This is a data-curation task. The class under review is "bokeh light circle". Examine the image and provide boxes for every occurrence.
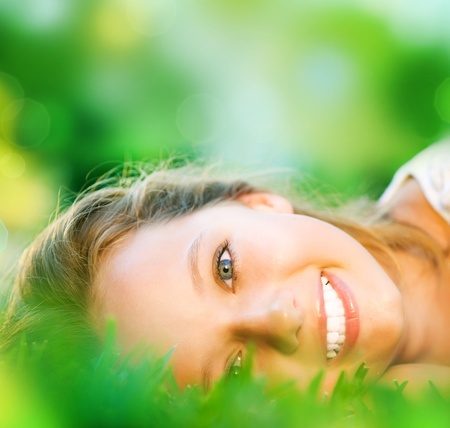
[0,220,8,253]
[0,153,26,179]
[0,73,24,106]
[1,98,51,148]
[435,77,450,123]
[176,94,226,143]
[126,0,177,37]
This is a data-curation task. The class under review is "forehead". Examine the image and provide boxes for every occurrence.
[97,206,205,320]
[100,201,239,281]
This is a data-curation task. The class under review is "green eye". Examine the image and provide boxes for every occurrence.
[214,242,236,292]
[218,252,233,280]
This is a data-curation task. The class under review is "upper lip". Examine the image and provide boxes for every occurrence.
[318,275,327,358]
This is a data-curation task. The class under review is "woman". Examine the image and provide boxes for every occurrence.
[9,140,450,396]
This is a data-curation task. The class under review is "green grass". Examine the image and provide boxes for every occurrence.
[1,319,450,428]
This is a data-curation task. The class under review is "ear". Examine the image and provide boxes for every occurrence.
[236,192,294,214]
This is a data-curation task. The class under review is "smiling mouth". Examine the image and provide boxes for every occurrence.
[321,276,346,360]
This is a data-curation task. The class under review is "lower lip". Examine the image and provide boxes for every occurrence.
[327,272,360,347]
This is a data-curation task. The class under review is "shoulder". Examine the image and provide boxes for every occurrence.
[379,140,450,224]
[378,140,450,252]
[380,364,450,398]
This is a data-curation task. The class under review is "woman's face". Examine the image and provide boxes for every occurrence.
[96,193,405,393]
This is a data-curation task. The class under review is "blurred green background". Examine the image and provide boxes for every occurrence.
[1,0,450,269]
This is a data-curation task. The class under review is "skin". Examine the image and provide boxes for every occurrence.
[95,187,450,395]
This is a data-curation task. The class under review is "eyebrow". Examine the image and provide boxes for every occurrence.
[188,232,205,295]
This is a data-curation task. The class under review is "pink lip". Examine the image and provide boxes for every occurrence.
[317,278,327,352]
[317,272,360,356]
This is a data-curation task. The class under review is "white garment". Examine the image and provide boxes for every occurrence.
[378,139,450,224]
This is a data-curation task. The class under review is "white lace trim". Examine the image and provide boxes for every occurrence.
[378,139,450,224]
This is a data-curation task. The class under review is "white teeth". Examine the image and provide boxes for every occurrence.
[322,275,346,361]
[327,350,337,359]
[323,290,336,301]
[327,331,339,344]
[327,317,341,331]
[325,304,344,317]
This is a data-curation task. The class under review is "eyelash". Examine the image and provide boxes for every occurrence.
[214,240,238,293]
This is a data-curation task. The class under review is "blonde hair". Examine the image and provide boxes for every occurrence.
[2,162,445,353]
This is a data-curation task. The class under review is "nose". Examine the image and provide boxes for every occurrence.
[232,289,302,354]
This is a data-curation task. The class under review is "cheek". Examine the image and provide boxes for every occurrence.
[100,278,180,355]
[253,353,315,389]
[266,216,371,270]
[361,301,404,362]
